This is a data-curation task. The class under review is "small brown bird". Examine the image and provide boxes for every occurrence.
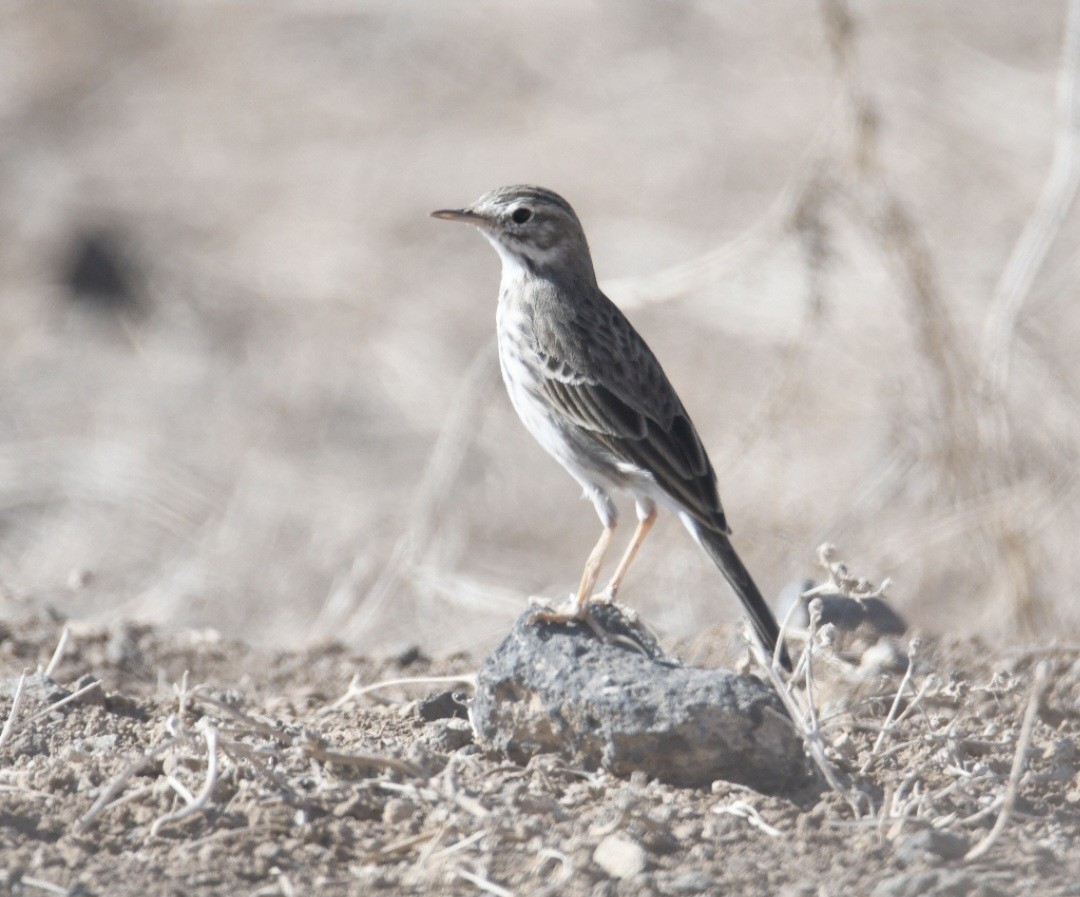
[433,186,791,669]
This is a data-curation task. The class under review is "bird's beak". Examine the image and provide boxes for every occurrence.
[430,207,487,225]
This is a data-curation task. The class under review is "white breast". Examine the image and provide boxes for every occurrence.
[496,300,597,490]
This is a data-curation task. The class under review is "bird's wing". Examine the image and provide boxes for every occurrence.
[529,294,730,533]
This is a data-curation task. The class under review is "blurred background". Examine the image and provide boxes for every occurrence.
[1,0,1077,655]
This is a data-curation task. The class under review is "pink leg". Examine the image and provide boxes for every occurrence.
[597,502,657,602]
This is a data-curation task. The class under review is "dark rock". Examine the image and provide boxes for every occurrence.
[672,870,717,894]
[872,872,941,897]
[71,674,107,708]
[871,870,1006,897]
[470,604,810,791]
[421,718,474,752]
[895,828,970,864]
[778,581,908,636]
[416,689,469,722]
[0,672,70,704]
[393,645,428,667]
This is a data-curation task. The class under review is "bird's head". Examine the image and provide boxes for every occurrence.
[432,185,595,283]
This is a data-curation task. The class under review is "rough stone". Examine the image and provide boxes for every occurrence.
[778,584,908,636]
[593,833,647,879]
[895,828,970,864]
[871,870,1006,897]
[416,689,469,722]
[421,717,474,752]
[470,604,810,791]
[0,673,70,704]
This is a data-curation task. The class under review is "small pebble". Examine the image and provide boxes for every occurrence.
[895,828,969,864]
[593,833,646,879]
[382,798,414,826]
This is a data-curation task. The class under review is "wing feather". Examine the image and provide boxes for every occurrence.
[530,320,729,534]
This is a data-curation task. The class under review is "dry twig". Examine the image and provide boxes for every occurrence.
[980,0,1080,395]
[963,662,1051,861]
[714,800,782,837]
[327,672,476,711]
[0,669,28,751]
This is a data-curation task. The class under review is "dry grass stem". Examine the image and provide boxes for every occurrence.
[606,120,837,309]
[453,866,515,897]
[863,644,917,771]
[18,876,74,897]
[0,669,28,751]
[751,641,853,804]
[532,849,574,892]
[43,626,70,679]
[22,678,103,728]
[76,737,181,831]
[714,800,782,837]
[980,0,1080,394]
[150,725,219,836]
[198,693,427,778]
[328,672,477,710]
[963,661,1051,861]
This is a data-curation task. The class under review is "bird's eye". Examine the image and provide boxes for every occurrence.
[511,207,533,224]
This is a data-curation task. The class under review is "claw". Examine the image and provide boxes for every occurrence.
[528,595,627,646]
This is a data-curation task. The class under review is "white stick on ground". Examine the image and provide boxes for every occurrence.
[75,737,181,831]
[150,726,219,836]
[43,626,70,679]
[0,669,28,751]
[328,673,477,710]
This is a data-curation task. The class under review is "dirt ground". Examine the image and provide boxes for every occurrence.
[1,612,1077,897]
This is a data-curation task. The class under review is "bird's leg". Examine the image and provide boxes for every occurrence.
[531,487,616,628]
[531,524,615,624]
[594,500,656,604]
[572,524,616,614]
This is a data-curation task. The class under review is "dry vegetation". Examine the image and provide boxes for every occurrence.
[2,0,1080,894]
[1,573,1078,896]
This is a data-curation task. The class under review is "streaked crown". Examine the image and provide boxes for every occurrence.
[432,185,595,282]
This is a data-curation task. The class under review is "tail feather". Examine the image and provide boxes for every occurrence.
[695,524,792,672]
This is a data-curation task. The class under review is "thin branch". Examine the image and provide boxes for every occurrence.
[75,737,181,831]
[980,0,1080,395]
[964,661,1050,861]
[454,867,515,897]
[604,120,837,310]
[43,626,70,679]
[22,679,103,728]
[150,726,219,836]
[714,800,782,837]
[0,669,28,751]
[328,673,477,710]
[751,643,852,802]
[863,648,916,771]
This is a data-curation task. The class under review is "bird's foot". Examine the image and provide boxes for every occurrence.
[528,593,644,652]
[528,593,614,642]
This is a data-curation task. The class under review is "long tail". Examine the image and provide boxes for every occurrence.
[694,523,792,671]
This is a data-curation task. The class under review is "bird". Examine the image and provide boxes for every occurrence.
[432,185,791,670]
